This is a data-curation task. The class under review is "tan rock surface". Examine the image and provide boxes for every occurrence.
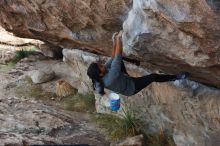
[0,0,132,54]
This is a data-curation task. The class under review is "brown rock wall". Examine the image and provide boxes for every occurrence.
[0,0,220,87]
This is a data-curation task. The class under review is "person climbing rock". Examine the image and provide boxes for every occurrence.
[87,31,189,96]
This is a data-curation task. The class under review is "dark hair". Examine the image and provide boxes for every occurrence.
[87,63,105,95]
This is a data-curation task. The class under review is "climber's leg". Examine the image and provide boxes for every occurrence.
[121,60,128,75]
[133,73,176,93]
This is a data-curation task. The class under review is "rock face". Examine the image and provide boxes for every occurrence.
[0,0,132,55]
[63,49,220,146]
[39,43,63,59]
[0,0,220,87]
[122,0,220,87]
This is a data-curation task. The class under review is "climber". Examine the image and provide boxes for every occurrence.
[87,31,189,96]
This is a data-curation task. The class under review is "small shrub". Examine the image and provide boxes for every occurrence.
[95,105,175,145]
[95,108,142,140]
[95,114,125,139]
[120,107,142,137]
[9,48,35,64]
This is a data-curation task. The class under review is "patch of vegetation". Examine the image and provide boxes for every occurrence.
[15,76,95,113]
[95,108,142,140]
[95,105,175,145]
[63,92,96,113]
[145,130,176,146]
[0,47,38,73]
[9,48,35,64]
[15,76,56,100]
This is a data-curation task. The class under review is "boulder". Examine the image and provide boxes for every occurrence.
[29,68,55,84]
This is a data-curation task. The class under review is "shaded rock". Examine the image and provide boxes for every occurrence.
[30,68,55,84]
[115,134,144,146]
[39,43,63,59]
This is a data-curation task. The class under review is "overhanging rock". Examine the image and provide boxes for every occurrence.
[0,0,220,87]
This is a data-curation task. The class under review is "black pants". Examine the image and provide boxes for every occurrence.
[121,60,128,75]
[133,74,176,94]
[121,61,176,94]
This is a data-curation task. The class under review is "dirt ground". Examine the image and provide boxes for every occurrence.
[0,51,111,146]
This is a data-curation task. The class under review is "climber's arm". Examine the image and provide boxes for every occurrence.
[111,32,118,58]
[105,31,122,68]
[111,40,116,58]
[105,58,113,68]
[115,31,123,56]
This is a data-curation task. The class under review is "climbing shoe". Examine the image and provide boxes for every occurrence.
[176,72,189,80]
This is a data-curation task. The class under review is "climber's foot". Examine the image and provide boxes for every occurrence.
[176,72,190,80]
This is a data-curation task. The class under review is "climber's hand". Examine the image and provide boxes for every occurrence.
[112,32,118,43]
[116,30,123,40]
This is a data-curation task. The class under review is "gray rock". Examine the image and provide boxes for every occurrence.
[39,43,63,59]
[94,93,112,114]
[30,68,55,84]
[115,134,144,146]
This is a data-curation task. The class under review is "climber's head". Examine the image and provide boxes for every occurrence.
[97,63,107,76]
[87,62,106,80]
[87,62,106,95]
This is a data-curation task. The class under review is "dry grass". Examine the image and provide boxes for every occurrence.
[63,92,95,113]
[95,105,175,145]
[144,129,176,146]
[15,76,56,100]
[95,108,142,140]
[15,76,96,113]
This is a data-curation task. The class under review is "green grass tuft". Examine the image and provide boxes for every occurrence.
[9,48,35,64]
[120,107,142,137]
[95,107,142,140]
